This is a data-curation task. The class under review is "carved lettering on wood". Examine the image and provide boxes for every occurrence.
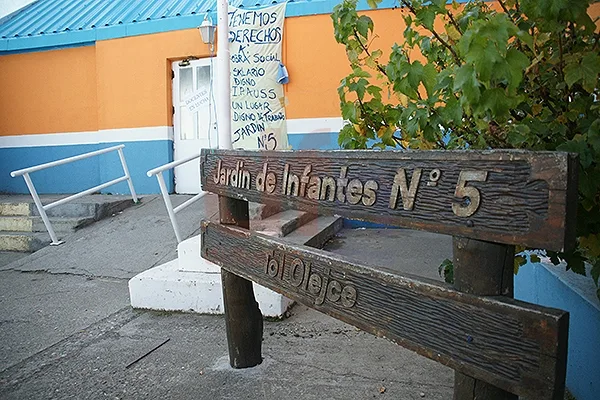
[201,149,578,251]
[264,251,357,308]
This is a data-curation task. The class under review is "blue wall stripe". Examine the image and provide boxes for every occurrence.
[0,140,173,195]
[288,132,340,150]
[0,132,333,195]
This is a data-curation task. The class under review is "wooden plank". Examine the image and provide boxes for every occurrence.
[452,238,519,400]
[200,149,578,252]
[201,221,569,399]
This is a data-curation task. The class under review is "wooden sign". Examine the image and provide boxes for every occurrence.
[201,221,568,399]
[200,149,577,252]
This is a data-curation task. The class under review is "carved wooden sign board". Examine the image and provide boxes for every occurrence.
[200,149,577,252]
[199,149,577,400]
[201,221,568,399]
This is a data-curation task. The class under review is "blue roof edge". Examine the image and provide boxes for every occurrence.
[0,0,464,55]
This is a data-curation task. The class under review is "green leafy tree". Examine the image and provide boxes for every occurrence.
[332,0,600,295]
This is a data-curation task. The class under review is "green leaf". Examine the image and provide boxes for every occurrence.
[516,29,534,50]
[366,85,383,100]
[347,48,359,63]
[422,63,438,97]
[565,251,586,275]
[505,49,529,89]
[481,88,512,119]
[366,0,380,9]
[440,95,462,125]
[454,64,480,103]
[514,255,527,274]
[415,6,436,30]
[341,101,358,122]
[355,78,368,100]
[438,259,454,284]
[580,52,600,92]
[352,68,371,78]
[557,135,593,169]
[356,15,373,39]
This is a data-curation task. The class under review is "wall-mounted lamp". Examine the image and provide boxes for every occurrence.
[199,16,216,45]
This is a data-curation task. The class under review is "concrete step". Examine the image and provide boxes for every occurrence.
[129,212,344,317]
[0,196,134,218]
[252,210,317,237]
[128,260,292,317]
[172,210,326,273]
[176,235,220,274]
[0,195,136,251]
[0,232,50,252]
[0,216,94,233]
[249,202,281,220]
[0,202,30,217]
[283,215,344,248]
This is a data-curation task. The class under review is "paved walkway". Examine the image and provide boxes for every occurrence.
[0,194,454,399]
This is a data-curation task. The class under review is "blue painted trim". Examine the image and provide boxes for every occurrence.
[0,40,94,55]
[0,0,471,54]
[343,219,399,229]
[288,132,340,150]
[0,140,173,195]
[2,29,96,52]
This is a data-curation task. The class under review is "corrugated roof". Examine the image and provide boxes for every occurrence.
[0,0,400,53]
[1,0,228,39]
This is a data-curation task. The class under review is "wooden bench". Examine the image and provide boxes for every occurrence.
[199,149,577,400]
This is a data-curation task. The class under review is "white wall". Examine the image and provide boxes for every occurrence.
[0,0,36,20]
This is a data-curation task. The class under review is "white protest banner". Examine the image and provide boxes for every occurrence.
[229,3,289,150]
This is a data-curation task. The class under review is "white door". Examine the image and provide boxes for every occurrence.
[172,58,218,194]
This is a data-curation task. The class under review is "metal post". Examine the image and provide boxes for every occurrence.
[117,147,138,203]
[156,172,182,243]
[217,0,232,150]
[22,173,63,245]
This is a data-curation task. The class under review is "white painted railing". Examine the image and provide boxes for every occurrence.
[10,144,138,245]
[147,153,205,243]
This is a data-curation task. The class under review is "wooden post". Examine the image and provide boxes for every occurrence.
[219,195,263,368]
[452,237,517,400]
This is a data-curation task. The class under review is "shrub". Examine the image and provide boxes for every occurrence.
[332,0,600,296]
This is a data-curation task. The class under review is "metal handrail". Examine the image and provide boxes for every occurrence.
[10,144,138,245]
[147,153,205,243]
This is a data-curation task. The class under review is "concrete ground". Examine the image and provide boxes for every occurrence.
[0,194,455,399]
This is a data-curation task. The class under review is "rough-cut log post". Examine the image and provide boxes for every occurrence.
[219,195,263,368]
[452,237,518,400]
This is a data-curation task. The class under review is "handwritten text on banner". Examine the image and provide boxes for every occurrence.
[228,3,289,150]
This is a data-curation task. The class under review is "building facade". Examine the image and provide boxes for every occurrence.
[1,0,400,194]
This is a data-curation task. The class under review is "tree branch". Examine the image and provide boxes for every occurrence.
[353,28,388,76]
[391,135,407,150]
[400,0,462,64]
[446,9,462,35]
[497,0,515,23]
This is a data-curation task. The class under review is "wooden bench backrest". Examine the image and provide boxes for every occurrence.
[200,148,578,400]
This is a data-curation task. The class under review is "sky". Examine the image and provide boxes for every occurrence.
[0,0,36,20]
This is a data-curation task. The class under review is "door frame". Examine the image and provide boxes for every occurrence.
[171,57,217,194]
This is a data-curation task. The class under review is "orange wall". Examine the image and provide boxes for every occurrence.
[284,8,408,119]
[96,28,211,130]
[2,4,599,136]
[0,46,98,136]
